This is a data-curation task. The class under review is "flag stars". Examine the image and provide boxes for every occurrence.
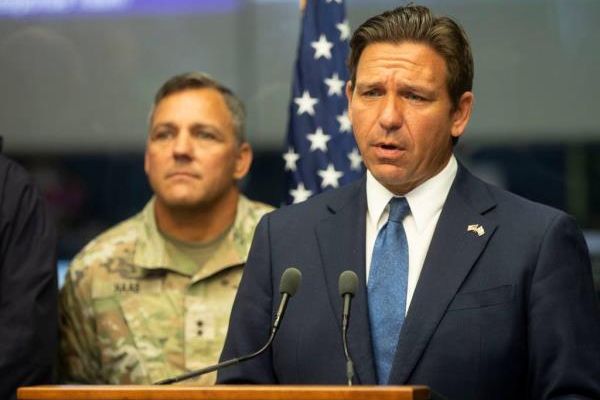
[337,110,352,132]
[307,127,331,152]
[311,34,334,60]
[324,73,345,96]
[294,90,319,116]
[336,19,350,41]
[290,183,313,204]
[348,148,363,171]
[318,163,344,189]
[283,147,300,171]
[286,0,357,204]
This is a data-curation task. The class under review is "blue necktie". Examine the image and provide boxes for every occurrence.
[368,197,410,384]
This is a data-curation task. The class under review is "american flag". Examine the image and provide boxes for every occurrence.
[283,0,363,205]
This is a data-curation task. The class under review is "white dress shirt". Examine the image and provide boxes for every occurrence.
[365,155,458,314]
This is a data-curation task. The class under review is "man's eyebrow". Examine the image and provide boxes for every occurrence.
[400,84,435,96]
[354,81,383,90]
[189,122,224,133]
[151,122,176,129]
[354,81,435,95]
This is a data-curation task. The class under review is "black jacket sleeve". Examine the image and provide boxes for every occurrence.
[0,155,58,400]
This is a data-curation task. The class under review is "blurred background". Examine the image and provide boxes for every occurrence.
[1,0,599,294]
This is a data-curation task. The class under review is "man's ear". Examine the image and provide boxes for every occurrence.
[233,142,253,180]
[144,146,150,175]
[345,81,354,122]
[450,91,474,140]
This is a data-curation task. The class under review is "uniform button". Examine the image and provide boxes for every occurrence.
[197,320,203,326]
[197,330,203,336]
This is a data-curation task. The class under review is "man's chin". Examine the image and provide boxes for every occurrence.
[371,170,417,195]
[371,167,408,185]
[154,186,236,213]
[158,195,207,211]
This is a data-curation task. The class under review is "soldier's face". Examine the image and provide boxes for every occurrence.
[145,88,251,211]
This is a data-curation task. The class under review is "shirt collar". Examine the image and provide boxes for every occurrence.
[366,155,458,232]
[134,196,251,276]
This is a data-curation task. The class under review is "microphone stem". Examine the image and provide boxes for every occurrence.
[342,324,354,386]
[272,293,290,331]
[341,295,355,386]
[155,268,301,386]
[155,322,277,385]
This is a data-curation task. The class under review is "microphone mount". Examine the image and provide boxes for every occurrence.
[155,267,302,385]
[338,270,358,386]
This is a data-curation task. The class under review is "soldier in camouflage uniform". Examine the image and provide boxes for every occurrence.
[59,72,274,384]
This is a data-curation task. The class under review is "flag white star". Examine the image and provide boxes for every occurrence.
[336,19,350,41]
[283,147,300,171]
[311,34,334,60]
[348,148,363,171]
[290,182,313,204]
[307,127,331,152]
[318,163,344,189]
[324,73,345,96]
[326,0,342,3]
[294,90,318,116]
[336,110,352,132]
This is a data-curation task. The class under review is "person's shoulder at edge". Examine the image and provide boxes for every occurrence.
[65,208,144,279]
[0,154,37,197]
[240,194,276,219]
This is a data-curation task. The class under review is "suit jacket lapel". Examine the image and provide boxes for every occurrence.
[315,178,377,384]
[389,165,498,384]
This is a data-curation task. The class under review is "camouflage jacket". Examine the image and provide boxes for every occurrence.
[59,195,273,385]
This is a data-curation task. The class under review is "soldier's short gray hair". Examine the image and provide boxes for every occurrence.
[149,72,246,143]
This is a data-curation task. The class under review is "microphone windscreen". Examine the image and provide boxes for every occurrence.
[338,270,358,297]
[279,267,302,296]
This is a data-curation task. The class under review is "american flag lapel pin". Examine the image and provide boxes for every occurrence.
[467,224,485,237]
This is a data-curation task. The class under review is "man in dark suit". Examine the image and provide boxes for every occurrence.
[218,5,600,399]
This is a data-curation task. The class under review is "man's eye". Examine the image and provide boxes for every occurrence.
[362,89,382,97]
[196,131,213,139]
[193,130,219,141]
[404,92,426,102]
[152,131,173,140]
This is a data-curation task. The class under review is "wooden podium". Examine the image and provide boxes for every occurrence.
[18,385,430,400]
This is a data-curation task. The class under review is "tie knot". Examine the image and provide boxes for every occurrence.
[388,197,410,223]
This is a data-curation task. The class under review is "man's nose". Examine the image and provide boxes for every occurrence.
[379,94,403,133]
[173,132,193,157]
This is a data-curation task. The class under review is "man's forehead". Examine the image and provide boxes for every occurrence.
[152,89,230,121]
[355,42,447,86]
[156,87,225,108]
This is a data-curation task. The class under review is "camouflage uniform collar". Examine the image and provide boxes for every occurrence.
[133,196,252,280]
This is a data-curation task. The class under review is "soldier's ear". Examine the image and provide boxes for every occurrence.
[144,147,151,176]
[234,142,252,180]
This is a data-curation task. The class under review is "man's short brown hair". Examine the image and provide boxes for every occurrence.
[149,72,246,143]
[348,5,473,110]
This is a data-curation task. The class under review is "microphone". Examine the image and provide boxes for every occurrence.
[338,270,358,386]
[155,267,302,385]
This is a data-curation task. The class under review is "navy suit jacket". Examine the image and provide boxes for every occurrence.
[218,164,600,399]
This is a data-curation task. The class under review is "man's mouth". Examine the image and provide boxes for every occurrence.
[372,142,406,159]
[166,171,200,179]
[379,143,400,150]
